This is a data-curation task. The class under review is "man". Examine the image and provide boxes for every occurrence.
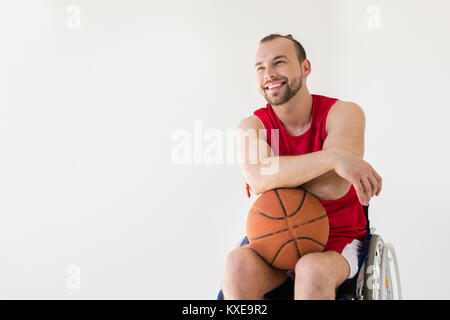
[222,34,382,300]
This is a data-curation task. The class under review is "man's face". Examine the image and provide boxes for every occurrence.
[254,38,303,106]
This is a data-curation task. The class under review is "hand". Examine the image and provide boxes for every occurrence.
[331,148,382,206]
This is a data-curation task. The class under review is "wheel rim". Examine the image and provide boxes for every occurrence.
[382,243,402,300]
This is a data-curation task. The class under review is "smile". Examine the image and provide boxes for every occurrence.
[265,81,286,92]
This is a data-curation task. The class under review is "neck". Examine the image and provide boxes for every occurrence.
[272,87,313,129]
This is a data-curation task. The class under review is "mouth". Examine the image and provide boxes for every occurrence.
[265,81,286,93]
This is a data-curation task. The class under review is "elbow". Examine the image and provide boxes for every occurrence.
[247,177,268,195]
[330,180,351,200]
[243,167,271,195]
[253,185,269,196]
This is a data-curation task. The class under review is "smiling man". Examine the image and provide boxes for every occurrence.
[222,34,383,300]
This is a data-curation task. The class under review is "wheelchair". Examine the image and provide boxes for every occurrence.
[217,205,402,300]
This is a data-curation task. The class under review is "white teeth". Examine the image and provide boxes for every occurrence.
[267,82,283,89]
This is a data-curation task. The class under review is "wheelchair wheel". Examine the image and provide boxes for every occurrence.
[363,234,384,300]
[363,234,402,300]
[380,243,402,300]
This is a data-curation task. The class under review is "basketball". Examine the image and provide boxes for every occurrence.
[246,188,329,270]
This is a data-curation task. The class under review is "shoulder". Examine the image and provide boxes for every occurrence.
[237,114,264,131]
[329,100,365,119]
[326,100,365,133]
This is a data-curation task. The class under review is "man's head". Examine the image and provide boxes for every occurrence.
[254,34,310,106]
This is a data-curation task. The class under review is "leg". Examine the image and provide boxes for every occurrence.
[294,251,350,300]
[222,245,288,300]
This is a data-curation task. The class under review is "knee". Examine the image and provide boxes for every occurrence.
[223,248,255,286]
[294,253,334,288]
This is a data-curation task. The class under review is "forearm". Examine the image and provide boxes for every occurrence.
[243,148,337,194]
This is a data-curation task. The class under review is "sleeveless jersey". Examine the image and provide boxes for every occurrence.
[253,94,368,248]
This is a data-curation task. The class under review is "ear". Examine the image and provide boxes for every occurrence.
[301,59,311,78]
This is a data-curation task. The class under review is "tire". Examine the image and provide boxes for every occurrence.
[363,234,384,300]
[381,243,402,300]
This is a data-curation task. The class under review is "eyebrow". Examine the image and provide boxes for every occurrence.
[254,55,289,67]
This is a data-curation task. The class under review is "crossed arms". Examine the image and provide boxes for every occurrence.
[237,101,382,206]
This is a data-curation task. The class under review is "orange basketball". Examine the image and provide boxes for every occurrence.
[246,188,329,270]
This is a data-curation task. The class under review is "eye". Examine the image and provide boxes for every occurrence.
[275,60,284,65]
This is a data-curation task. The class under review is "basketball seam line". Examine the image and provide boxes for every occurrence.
[289,190,307,217]
[248,214,328,241]
[250,190,307,220]
[269,237,327,267]
[274,189,302,260]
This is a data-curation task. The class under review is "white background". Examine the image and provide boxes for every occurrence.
[0,0,449,299]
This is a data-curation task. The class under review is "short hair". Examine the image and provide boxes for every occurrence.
[259,34,307,65]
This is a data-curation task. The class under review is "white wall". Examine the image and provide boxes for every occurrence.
[0,0,448,299]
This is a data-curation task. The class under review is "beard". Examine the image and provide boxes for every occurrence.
[263,74,302,106]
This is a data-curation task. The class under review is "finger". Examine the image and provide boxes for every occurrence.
[372,172,382,196]
[353,180,366,206]
[373,170,382,184]
[374,172,382,195]
[244,181,250,198]
[369,167,382,187]
[367,174,380,197]
[360,177,372,205]
[368,168,382,196]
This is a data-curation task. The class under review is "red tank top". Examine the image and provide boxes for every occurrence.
[253,94,367,242]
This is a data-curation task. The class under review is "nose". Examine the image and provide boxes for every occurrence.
[264,65,278,81]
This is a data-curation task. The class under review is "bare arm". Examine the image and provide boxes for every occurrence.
[301,101,365,200]
[237,116,337,195]
[237,101,382,205]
